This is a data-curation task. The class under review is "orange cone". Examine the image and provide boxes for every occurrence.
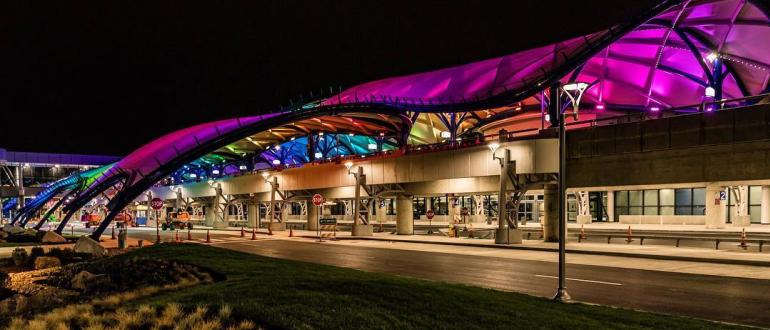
[740,228,748,250]
[206,229,211,243]
[626,225,633,244]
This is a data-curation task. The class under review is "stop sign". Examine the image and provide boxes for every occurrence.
[312,194,325,206]
[150,198,164,210]
[426,209,435,220]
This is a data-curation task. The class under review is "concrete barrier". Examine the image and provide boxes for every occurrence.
[620,215,705,225]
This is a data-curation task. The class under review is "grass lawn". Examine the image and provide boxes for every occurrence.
[122,243,743,329]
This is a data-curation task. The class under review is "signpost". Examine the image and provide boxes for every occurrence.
[150,197,163,243]
[312,194,327,241]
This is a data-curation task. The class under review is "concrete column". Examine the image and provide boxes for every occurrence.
[307,199,319,231]
[543,184,559,242]
[448,198,459,224]
[762,186,770,225]
[204,203,215,227]
[247,204,258,228]
[175,189,183,211]
[705,184,726,229]
[606,190,615,222]
[375,199,387,224]
[396,195,413,235]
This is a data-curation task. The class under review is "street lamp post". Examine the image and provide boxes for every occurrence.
[553,81,589,303]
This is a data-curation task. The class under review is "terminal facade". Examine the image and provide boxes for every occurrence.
[6,0,770,243]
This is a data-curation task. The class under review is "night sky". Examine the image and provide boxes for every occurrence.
[0,1,658,156]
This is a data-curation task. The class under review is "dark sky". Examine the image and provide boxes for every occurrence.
[0,0,658,156]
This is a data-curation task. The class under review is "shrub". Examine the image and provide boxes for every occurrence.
[11,248,27,266]
[27,246,45,267]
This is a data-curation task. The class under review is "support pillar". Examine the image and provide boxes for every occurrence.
[705,184,726,229]
[351,166,372,236]
[495,149,522,244]
[606,190,615,222]
[396,195,413,235]
[543,184,559,242]
[204,203,215,227]
[762,186,770,225]
[307,198,319,231]
[213,184,228,229]
[576,191,591,224]
[247,204,258,228]
[175,189,183,211]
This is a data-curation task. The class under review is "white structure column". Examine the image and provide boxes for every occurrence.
[762,186,770,225]
[396,195,413,235]
[543,184,559,242]
[606,190,615,222]
[247,203,258,228]
[731,186,750,227]
[705,184,726,229]
[576,191,591,224]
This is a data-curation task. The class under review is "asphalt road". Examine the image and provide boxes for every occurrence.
[101,228,770,327]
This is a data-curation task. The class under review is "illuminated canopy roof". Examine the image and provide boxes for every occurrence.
[60,0,770,239]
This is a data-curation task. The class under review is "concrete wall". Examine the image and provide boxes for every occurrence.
[567,104,770,188]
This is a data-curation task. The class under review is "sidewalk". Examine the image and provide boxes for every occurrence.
[285,229,770,268]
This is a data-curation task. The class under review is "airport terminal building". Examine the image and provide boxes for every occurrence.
[6,0,770,244]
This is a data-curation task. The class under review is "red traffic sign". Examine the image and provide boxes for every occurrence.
[312,194,325,206]
[426,209,435,220]
[150,198,164,210]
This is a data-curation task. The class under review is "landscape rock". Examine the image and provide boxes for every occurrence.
[40,231,67,243]
[0,231,8,239]
[73,236,107,257]
[33,256,61,270]
[5,225,25,235]
[70,271,109,293]
[23,228,38,236]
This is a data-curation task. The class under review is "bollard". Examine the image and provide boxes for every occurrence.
[626,226,633,244]
[138,240,144,248]
[71,225,74,237]
[268,226,273,236]
[206,229,211,243]
[240,226,245,238]
[251,227,256,240]
[175,230,180,242]
[739,228,748,250]
[579,225,586,243]
[111,226,116,240]
[539,223,544,240]
[289,228,294,237]
[187,227,192,241]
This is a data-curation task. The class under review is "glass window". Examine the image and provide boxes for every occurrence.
[629,191,643,207]
[692,188,706,206]
[750,186,762,205]
[659,189,675,206]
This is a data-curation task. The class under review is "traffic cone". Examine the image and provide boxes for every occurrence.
[111,226,116,240]
[206,229,211,243]
[251,227,256,240]
[187,227,192,241]
[579,225,586,243]
[240,226,245,238]
[626,225,633,244]
[740,228,748,250]
[175,230,179,242]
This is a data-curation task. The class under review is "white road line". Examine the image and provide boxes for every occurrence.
[534,274,623,286]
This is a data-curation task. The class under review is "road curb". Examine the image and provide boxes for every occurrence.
[335,236,770,268]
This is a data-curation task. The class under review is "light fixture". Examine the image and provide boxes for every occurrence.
[318,132,324,136]
[344,161,353,171]
[261,171,270,179]
[23,163,30,168]
[562,82,589,92]
[314,152,323,159]
[212,169,220,175]
[706,52,718,62]
[189,173,198,178]
[207,179,214,185]
[440,131,451,139]
[239,165,248,170]
[348,133,355,137]
[545,114,551,122]
[378,132,385,137]
[650,106,660,112]
[54,164,60,168]
[595,104,605,110]
[704,86,716,98]
[274,145,281,150]
[290,137,296,141]
[488,142,500,157]
[272,159,281,165]
[367,143,378,150]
